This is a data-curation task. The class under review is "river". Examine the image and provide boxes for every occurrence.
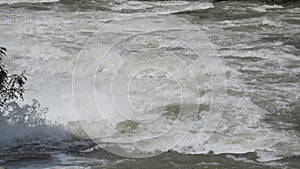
[0,0,299,168]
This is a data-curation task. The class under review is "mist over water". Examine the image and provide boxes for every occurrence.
[0,0,299,168]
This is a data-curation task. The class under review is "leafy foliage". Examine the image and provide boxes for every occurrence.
[0,48,51,127]
[0,47,27,110]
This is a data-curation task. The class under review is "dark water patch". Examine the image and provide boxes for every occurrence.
[282,18,300,25]
[264,101,300,133]
[255,33,300,50]
[224,25,263,33]
[245,72,300,84]
[0,0,110,12]
[76,150,291,169]
[0,1,60,11]
[224,55,265,62]
[115,120,139,134]
[2,153,58,169]
[59,0,110,12]
[175,2,266,22]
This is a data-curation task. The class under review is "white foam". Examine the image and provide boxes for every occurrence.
[110,1,214,14]
[250,4,283,12]
[0,119,71,149]
[153,2,214,14]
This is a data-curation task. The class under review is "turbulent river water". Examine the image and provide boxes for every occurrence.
[0,0,299,168]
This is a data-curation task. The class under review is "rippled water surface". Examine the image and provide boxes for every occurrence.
[0,0,299,168]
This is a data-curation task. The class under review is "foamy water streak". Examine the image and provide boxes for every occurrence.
[110,1,214,14]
